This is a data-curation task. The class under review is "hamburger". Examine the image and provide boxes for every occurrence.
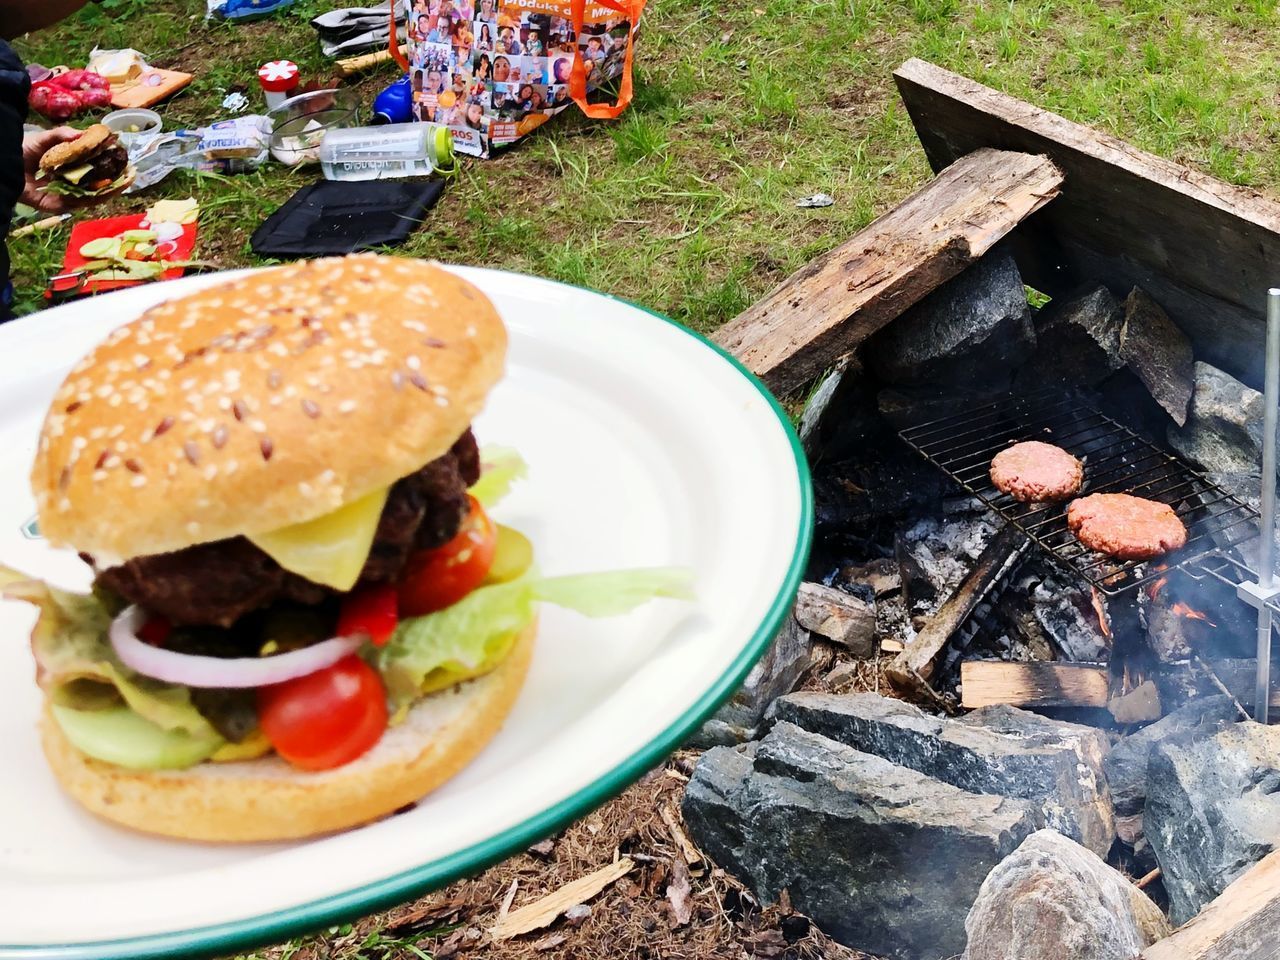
[5,254,690,842]
[36,123,135,198]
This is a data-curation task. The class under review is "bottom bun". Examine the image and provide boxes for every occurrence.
[40,619,536,842]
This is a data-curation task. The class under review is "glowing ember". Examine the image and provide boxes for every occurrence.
[1090,586,1113,639]
[1171,601,1216,627]
[1146,576,1169,600]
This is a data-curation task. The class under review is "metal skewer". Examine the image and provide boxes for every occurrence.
[1238,289,1280,723]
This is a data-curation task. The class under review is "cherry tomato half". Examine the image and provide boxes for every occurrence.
[398,495,497,617]
[138,616,172,647]
[257,656,388,771]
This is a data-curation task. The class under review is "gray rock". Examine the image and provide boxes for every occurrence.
[1146,719,1280,925]
[1120,288,1195,426]
[963,829,1171,960]
[683,721,1041,960]
[768,692,1115,856]
[868,253,1036,387]
[1013,284,1124,391]
[1169,362,1273,476]
[1103,695,1238,818]
[689,617,811,747]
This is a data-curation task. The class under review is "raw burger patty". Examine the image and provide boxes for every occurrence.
[990,441,1083,502]
[1067,493,1188,560]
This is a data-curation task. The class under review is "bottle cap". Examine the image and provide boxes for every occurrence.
[258,60,300,93]
[433,125,454,165]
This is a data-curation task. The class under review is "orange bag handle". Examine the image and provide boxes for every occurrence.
[569,0,644,119]
[391,3,411,71]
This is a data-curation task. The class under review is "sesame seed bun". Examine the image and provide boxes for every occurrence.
[31,255,507,566]
[39,618,534,842]
[37,124,117,175]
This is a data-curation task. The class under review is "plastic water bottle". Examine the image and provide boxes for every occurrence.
[319,123,454,181]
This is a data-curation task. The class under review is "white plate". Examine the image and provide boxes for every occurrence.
[0,266,810,959]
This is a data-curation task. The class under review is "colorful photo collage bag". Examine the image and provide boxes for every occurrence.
[395,0,644,158]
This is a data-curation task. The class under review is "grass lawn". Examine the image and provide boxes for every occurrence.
[13,0,1280,339]
[10,1,1280,957]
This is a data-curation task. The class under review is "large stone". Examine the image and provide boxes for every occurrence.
[1120,288,1195,426]
[867,253,1036,387]
[683,721,1041,960]
[963,829,1171,960]
[1146,719,1280,925]
[1013,284,1124,391]
[1103,695,1238,818]
[768,692,1115,855]
[1169,362,1273,476]
[690,617,812,747]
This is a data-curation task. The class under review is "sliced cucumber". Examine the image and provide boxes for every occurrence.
[51,704,224,770]
[486,524,533,584]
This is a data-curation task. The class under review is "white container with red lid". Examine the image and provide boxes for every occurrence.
[258,60,300,110]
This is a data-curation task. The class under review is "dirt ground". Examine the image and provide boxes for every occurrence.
[254,642,881,960]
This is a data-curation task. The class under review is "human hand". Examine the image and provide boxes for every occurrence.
[19,127,89,214]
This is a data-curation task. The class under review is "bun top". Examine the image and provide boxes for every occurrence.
[38,124,116,174]
[32,255,507,565]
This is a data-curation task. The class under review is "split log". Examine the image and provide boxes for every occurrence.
[890,524,1028,695]
[794,582,876,657]
[712,148,1062,395]
[1143,849,1280,960]
[960,661,1111,710]
[962,660,1280,712]
[894,57,1280,390]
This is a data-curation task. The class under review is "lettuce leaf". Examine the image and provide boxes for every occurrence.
[469,446,529,508]
[1,568,220,740]
[373,566,694,711]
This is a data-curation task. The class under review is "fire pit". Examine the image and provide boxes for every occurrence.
[688,58,1280,960]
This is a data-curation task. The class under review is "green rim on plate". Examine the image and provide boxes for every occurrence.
[0,273,813,960]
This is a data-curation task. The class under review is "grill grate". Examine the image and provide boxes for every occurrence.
[897,388,1260,595]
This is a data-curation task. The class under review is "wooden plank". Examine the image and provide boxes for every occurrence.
[1143,849,1280,960]
[891,524,1029,693]
[894,58,1280,389]
[960,661,1111,709]
[712,148,1062,395]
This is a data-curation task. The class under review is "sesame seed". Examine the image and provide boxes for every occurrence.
[186,521,201,535]
[124,458,142,474]
[65,401,82,413]
[391,371,405,391]
[153,416,175,438]
[301,399,321,418]
[202,464,218,481]
[406,355,421,370]
[259,437,274,461]
[435,395,449,406]
[212,425,229,449]
[409,372,430,392]
[424,337,447,348]
[183,441,200,465]
[268,370,282,390]
[248,418,266,433]
[232,400,248,421]
[131,475,147,488]
[337,400,356,414]
[58,467,72,491]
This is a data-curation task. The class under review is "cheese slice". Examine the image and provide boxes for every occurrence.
[248,487,390,591]
[61,163,95,185]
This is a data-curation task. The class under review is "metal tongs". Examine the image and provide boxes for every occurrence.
[1236,290,1280,723]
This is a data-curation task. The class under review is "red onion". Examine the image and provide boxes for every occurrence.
[109,605,363,688]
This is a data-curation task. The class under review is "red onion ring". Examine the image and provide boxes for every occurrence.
[110,605,364,688]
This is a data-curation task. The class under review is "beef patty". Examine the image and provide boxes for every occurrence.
[84,145,128,185]
[990,441,1083,502]
[1066,493,1187,560]
[91,429,481,627]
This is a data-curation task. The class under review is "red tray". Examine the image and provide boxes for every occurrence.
[50,213,198,297]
